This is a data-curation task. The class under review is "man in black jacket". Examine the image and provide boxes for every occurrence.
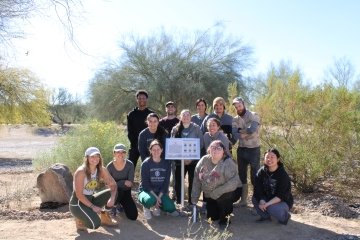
[127,90,154,169]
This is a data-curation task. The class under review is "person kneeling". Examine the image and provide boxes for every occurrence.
[69,147,118,231]
[191,140,241,229]
[252,148,293,225]
[138,140,179,220]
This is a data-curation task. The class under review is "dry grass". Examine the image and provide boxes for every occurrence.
[0,171,40,210]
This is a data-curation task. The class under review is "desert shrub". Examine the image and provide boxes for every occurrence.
[256,63,360,192]
[34,120,129,172]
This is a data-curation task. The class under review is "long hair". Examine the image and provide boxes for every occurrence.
[174,109,190,138]
[146,112,166,146]
[84,155,103,181]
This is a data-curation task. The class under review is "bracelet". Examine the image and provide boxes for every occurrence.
[89,204,94,208]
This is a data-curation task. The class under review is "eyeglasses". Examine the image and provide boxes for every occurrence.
[210,146,223,151]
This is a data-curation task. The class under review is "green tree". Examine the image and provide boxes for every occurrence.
[50,88,87,128]
[0,66,51,125]
[256,62,360,192]
[89,26,254,121]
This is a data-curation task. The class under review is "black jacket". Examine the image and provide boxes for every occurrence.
[127,107,153,146]
[254,162,294,208]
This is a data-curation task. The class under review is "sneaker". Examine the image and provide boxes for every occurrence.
[143,207,152,220]
[153,207,161,217]
[116,204,124,213]
[111,207,117,217]
[167,210,180,217]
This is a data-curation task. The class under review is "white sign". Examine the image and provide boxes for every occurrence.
[165,138,200,160]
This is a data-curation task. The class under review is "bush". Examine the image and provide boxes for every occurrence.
[256,64,360,192]
[34,120,129,172]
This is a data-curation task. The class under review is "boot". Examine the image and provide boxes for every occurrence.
[239,184,248,207]
[100,211,118,226]
[75,218,87,231]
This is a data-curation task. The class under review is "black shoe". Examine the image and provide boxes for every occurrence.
[255,217,271,223]
[218,220,230,230]
[278,213,291,225]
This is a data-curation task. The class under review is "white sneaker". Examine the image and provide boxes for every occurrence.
[143,207,152,220]
[167,210,179,217]
[153,207,161,217]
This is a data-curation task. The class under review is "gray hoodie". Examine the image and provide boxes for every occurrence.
[191,154,240,204]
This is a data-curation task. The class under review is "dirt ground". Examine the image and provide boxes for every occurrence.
[0,125,359,240]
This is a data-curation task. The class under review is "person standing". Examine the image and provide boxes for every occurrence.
[191,98,208,127]
[252,148,293,225]
[159,101,180,136]
[200,97,234,144]
[106,143,138,220]
[171,109,204,206]
[127,90,154,169]
[232,97,261,206]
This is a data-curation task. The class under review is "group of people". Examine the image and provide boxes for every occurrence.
[69,90,294,231]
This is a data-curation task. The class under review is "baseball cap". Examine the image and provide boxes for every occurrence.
[165,101,175,107]
[85,147,101,157]
[113,143,127,152]
[232,97,245,105]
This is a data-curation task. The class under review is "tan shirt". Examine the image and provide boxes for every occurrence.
[232,111,260,148]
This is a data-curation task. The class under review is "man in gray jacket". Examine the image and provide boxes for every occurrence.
[232,97,261,207]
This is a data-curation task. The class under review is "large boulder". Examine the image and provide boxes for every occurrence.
[37,163,73,203]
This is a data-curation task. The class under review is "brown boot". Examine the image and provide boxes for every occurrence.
[75,218,87,231]
[100,211,118,226]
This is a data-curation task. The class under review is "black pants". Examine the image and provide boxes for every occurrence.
[128,144,140,169]
[174,163,195,204]
[237,147,260,185]
[116,189,138,220]
[204,188,241,225]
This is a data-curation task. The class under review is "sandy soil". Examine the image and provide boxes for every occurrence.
[0,125,359,240]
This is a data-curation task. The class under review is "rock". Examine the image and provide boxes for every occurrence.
[36,163,73,203]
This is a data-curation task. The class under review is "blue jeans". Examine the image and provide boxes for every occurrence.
[252,196,290,222]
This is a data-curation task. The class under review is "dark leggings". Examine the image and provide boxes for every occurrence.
[204,188,242,224]
[128,145,140,169]
[69,188,111,229]
[174,163,196,204]
[116,189,138,220]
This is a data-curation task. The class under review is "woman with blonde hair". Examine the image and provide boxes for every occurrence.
[69,147,118,231]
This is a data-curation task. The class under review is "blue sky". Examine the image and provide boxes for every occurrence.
[9,0,360,99]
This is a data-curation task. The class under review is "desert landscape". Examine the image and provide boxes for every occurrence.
[0,125,359,240]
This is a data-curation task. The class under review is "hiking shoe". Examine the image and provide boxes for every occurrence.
[100,211,118,226]
[153,207,161,217]
[75,218,87,231]
[143,207,152,220]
